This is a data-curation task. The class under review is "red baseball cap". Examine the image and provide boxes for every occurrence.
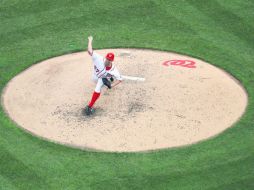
[105,52,114,61]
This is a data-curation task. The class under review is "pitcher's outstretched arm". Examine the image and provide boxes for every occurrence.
[87,36,93,56]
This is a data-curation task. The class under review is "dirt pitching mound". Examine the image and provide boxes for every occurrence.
[2,49,248,152]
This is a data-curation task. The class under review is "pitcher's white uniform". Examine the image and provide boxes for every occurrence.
[91,52,122,93]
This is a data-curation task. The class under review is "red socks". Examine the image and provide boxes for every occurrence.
[88,91,100,108]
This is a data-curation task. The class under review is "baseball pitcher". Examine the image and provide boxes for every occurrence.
[83,36,123,116]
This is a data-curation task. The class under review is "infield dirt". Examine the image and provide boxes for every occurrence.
[2,49,248,152]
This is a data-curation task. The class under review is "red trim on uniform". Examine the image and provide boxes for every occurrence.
[88,91,100,108]
[106,66,112,71]
[106,65,115,71]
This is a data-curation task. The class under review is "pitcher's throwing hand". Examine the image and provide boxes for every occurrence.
[88,36,93,41]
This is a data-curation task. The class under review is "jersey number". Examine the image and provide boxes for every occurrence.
[94,66,100,73]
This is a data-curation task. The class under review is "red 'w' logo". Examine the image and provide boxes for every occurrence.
[162,60,196,69]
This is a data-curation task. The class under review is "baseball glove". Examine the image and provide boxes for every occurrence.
[110,76,114,82]
[102,78,111,89]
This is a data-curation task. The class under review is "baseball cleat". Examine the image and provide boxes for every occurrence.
[83,105,95,116]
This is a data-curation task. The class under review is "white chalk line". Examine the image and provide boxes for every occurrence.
[122,75,145,81]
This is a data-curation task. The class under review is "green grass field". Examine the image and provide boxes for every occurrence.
[1,0,254,189]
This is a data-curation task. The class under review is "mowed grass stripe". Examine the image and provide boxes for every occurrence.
[85,153,254,190]
[0,1,193,49]
[0,0,85,18]
[217,0,254,25]
[188,0,254,49]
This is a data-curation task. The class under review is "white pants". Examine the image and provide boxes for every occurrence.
[92,73,104,93]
